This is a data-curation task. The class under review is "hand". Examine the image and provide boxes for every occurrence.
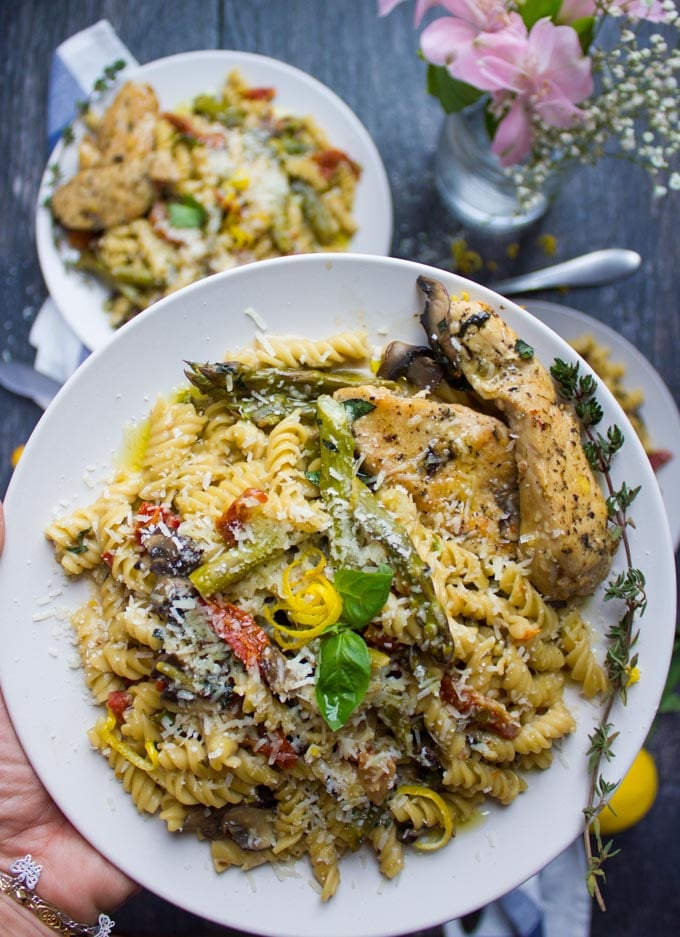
[0,499,137,924]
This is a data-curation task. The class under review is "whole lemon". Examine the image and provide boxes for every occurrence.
[10,444,24,468]
[598,748,658,835]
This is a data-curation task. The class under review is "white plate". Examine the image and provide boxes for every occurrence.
[522,299,680,550]
[0,255,675,937]
[35,50,393,351]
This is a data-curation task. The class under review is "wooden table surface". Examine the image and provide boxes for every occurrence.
[1,2,678,936]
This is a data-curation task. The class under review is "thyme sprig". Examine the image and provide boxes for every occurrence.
[551,357,646,911]
[43,58,127,209]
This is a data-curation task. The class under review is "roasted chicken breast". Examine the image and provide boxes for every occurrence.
[51,82,159,231]
[417,276,612,600]
[334,385,518,556]
[50,158,156,231]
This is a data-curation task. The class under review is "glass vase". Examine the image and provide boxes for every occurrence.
[434,101,555,236]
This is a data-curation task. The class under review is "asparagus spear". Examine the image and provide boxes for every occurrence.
[315,393,450,654]
[317,395,363,567]
[185,362,399,429]
[189,521,289,597]
[294,181,340,245]
[74,251,148,305]
[351,478,451,654]
[185,361,399,399]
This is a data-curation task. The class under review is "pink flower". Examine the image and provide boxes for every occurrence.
[457,17,593,165]
[614,0,666,21]
[377,0,449,23]
[557,0,597,23]
[377,0,409,15]
[419,1,525,75]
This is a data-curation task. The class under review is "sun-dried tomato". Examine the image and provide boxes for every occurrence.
[312,148,361,179]
[440,673,520,740]
[107,690,132,722]
[250,729,298,769]
[203,598,271,670]
[162,111,226,148]
[215,488,268,546]
[649,449,673,472]
[241,86,276,101]
[134,502,181,543]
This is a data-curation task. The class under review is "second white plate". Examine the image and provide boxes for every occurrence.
[36,49,393,351]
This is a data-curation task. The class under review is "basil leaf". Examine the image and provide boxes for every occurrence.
[168,196,206,229]
[315,630,371,730]
[342,398,376,422]
[334,565,393,630]
[67,529,91,554]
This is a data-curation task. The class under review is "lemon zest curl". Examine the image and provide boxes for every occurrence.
[266,549,342,650]
[394,784,454,852]
[102,709,159,772]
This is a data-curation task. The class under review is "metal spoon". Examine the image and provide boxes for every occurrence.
[490,248,641,295]
[0,360,62,409]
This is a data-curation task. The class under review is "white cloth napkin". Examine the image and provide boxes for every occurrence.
[31,21,593,937]
[444,840,591,937]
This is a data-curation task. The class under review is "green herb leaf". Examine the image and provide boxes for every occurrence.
[168,196,207,229]
[315,629,371,730]
[104,59,127,81]
[515,338,534,360]
[571,16,596,53]
[304,469,320,486]
[576,396,604,427]
[67,529,91,555]
[426,64,482,114]
[341,398,376,422]
[551,358,580,399]
[519,0,562,29]
[333,565,394,630]
[659,637,680,713]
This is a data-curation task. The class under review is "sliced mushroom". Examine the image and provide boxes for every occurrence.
[417,275,469,387]
[379,340,447,392]
[180,804,276,850]
[150,575,196,615]
[220,805,277,850]
[143,532,203,577]
[259,643,312,700]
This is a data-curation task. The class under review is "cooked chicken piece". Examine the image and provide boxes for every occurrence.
[95,81,159,163]
[417,276,612,600]
[51,82,160,231]
[50,158,156,230]
[333,385,518,555]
